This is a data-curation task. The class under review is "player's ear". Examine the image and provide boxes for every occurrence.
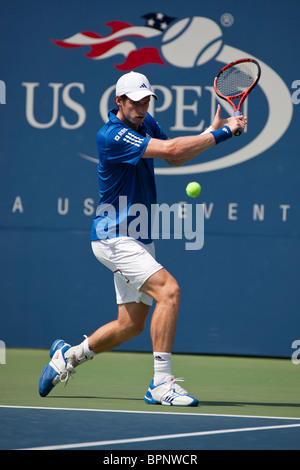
[115,95,122,107]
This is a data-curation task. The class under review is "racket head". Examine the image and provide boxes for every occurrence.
[214,58,261,110]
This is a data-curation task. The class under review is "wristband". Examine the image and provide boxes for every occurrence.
[210,126,232,144]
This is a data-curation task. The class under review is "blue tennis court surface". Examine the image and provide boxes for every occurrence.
[1,406,300,450]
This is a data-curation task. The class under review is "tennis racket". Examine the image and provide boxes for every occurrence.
[214,58,261,136]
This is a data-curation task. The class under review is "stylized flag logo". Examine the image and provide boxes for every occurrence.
[51,13,293,174]
[52,13,176,71]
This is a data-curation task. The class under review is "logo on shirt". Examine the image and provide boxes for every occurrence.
[113,127,127,141]
[123,132,144,148]
[114,129,145,148]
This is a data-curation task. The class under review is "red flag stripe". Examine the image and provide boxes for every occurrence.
[115,47,166,71]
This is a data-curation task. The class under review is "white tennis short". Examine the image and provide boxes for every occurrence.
[91,237,163,306]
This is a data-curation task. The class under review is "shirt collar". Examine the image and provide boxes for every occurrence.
[108,107,120,123]
[108,107,148,136]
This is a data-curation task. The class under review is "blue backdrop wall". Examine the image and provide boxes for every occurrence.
[1,0,299,357]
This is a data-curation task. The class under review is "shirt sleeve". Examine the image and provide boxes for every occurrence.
[153,120,168,141]
[144,113,168,141]
[99,126,150,166]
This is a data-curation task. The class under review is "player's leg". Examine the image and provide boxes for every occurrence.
[39,302,149,397]
[141,268,198,407]
[39,237,154,397]
[140,268,180,353]
[63,301,149,367]
[87,301,150,354]
[140,268,179,385]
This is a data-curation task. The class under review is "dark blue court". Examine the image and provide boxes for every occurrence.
[1,406,300,450]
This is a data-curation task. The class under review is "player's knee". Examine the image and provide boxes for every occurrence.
[172,281,181,302]
[143,270,180,307]
[127,321,145,339]
[123,317,145,338]
[133,321,145,337]
[164,279,181,308]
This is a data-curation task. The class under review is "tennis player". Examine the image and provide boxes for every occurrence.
[39,72,246,406]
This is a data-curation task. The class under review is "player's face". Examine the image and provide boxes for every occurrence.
[116,96,150,131]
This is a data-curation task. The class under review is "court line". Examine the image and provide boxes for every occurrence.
[20,423,300,450]
[1,404,300,421]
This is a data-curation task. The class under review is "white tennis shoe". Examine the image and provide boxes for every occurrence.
[144,376,198,407]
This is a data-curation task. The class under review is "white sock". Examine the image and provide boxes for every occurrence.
[153,352,173,386]
[82,336,95,359]
[65,336,95,368]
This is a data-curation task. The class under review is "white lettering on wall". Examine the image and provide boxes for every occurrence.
[22,82,86,129]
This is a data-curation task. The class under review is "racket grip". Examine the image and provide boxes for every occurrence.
[234,110,242,136]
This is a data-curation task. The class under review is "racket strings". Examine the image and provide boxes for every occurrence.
[216,62,258,98]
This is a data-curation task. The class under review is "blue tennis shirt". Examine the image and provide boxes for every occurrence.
[91,107,168,244]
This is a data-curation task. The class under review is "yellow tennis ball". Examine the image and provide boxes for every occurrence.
[186,182,201,197]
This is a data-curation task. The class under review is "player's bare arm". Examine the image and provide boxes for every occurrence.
[143,105,247,167]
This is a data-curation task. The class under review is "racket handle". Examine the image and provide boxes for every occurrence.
[234,110,242,136]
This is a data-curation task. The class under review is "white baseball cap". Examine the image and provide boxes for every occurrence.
[116,71,158,101]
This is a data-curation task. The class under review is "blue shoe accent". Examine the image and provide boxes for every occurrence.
[39,363,59,397]
[39,341,70,397]
[144,380,160,404]
[49,339,66,358]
